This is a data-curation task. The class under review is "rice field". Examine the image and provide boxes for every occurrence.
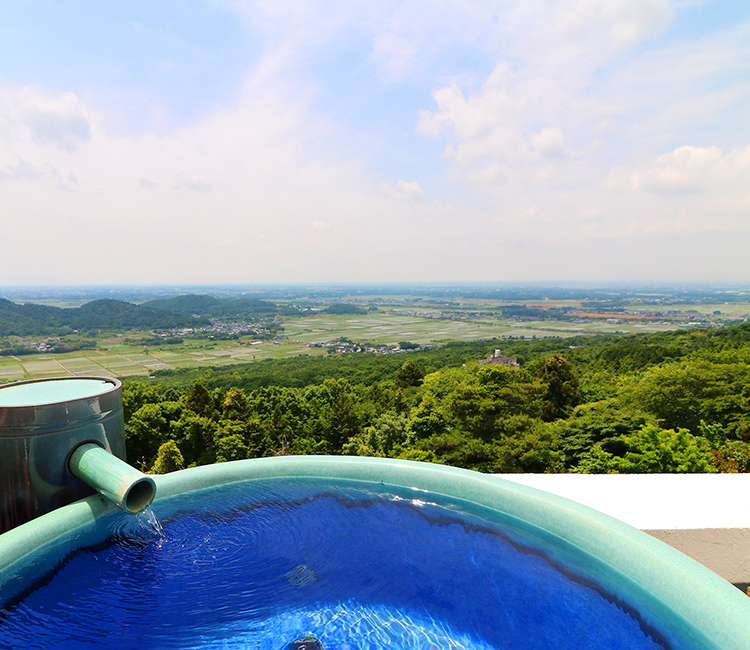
[0,312,679,382]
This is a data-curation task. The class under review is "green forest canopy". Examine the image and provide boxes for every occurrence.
[126,322,750,476]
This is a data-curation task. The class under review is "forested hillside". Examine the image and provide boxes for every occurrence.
[125,323,750,475]
[142,294,282,319]
[0,298,206,336]
[144,294,372,319]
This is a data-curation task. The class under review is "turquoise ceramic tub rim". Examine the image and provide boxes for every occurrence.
[2,456,750,649]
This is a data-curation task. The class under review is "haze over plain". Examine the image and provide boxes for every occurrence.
[1,1,749,285]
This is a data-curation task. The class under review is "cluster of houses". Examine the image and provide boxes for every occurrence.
[398,310,490,321]
[154,319,274,339]
[308,340,428,355]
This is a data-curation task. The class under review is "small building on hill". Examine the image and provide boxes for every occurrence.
[479,349,519,368]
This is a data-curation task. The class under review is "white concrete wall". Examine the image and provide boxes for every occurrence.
[496,474,750,587]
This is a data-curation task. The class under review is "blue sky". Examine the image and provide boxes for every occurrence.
[1,0,749,285]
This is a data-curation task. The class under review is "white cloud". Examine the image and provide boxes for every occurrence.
[610,144,750,195]
[0,86,91,152]
[531,127,567,159]
[175,173,212,192]
[416,60,576,186]
[397,180,424,200]
[381,179,425,201]
[465,161,507,186]
[417,62,531,169]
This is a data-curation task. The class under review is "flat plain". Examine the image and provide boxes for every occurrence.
[0,308,681,382]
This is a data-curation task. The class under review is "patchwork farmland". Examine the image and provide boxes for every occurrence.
[0,310,678,382]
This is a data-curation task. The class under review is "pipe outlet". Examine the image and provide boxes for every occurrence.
[68,443,156,514]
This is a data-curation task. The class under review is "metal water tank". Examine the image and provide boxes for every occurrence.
[0,376,125,532]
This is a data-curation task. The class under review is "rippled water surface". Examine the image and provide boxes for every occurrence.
[0,480,676,649]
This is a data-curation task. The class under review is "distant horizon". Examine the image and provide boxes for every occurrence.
[3,280,750,298]
[4,280,750,289]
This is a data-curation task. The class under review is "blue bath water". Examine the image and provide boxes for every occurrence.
[0,480,679,649]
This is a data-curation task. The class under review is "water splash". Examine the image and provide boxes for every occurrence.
[136,506,165,537]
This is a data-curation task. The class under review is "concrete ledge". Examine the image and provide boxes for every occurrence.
[497,474,750,587]
[646,528,750,588]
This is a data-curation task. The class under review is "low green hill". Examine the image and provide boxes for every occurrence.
[143,294,281,320]
[323,303,368,315]
[0,298,206,336]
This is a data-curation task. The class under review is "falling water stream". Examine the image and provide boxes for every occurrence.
[136,506,165,537]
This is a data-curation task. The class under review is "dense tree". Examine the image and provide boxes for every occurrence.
[125,401,183,468]
[408,394,448,440]
[444,365,543,440]
[625,359,750,436]
[538,353,581,421]
[322,304,367,315]
[576,425,715,474]
[215,421,249,463]
[143,294,279,320]
[170,413,219,466]
[552,400,654,469]
[222,387,249,420]
[122,381,161,421]
[395,361,424,389]
[343,412,409,457]
[151,440,185,474]
[185,382,214,418]
[699,421,750,473]
[316,379,362,452]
